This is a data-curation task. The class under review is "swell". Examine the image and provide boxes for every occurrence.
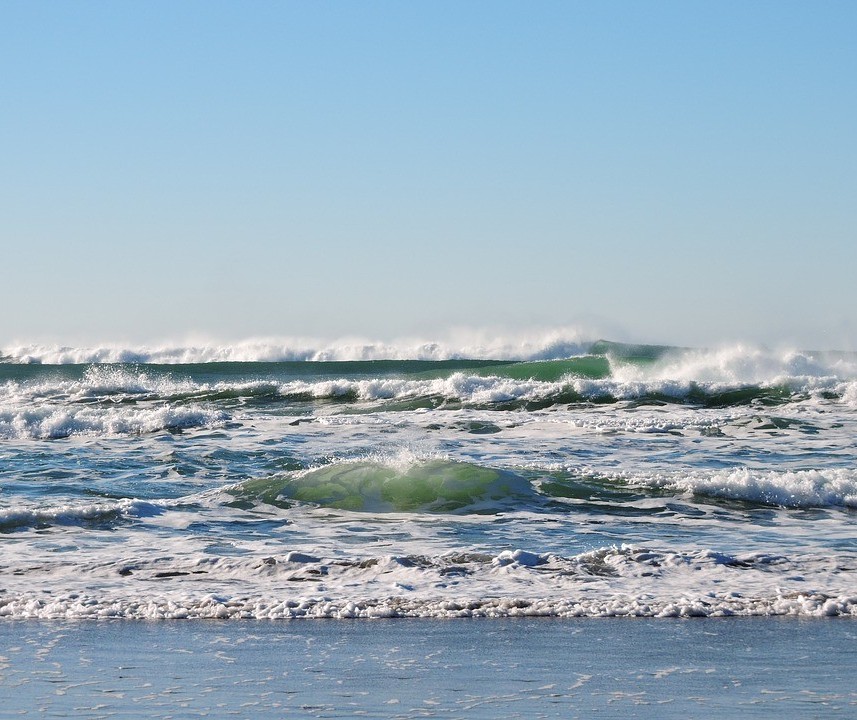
[230,459,538,513]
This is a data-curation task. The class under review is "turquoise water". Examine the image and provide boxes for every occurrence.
[1,339,856,618]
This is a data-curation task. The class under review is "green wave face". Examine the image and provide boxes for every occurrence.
[484,356,611,382]
[478,342,678,382]
[236,460,534,513]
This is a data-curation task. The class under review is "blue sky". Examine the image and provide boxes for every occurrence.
[2,1,856,349]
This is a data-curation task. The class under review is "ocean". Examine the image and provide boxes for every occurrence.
[1,336,856,620]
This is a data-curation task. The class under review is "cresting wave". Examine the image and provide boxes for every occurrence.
[5,333,857,371]
[2,365,855,408]
[233,458,535,513]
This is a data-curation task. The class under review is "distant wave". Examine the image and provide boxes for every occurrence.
[0,403,226,440]
[4,337,856,393]
[0,329,595,364]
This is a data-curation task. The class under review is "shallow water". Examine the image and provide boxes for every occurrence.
[1,618,855,718]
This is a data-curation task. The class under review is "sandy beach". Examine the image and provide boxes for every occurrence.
[2,617,855,718]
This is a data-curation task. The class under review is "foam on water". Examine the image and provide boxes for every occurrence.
[2,336,855,624]
[277,373,572,405]
[277,371,857,408]
[624,467,857,508]
[1,540,854,619]
[4,371,855,431]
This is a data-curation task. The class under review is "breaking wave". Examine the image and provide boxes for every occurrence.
[620,467,857,509]
[0,404,226,439]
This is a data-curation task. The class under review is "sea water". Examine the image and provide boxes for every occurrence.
[1,337,856,619]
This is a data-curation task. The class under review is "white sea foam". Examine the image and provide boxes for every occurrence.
[3,593,853,619]
[0,543,853,619]
[277,372,857,407]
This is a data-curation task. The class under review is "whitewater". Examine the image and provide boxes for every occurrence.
[1,336,855,619]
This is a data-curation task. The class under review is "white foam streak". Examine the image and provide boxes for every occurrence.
[3,593,853,619]
[0,544,854,619]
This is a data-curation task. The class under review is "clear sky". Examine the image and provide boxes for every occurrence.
[2,1,856,349]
